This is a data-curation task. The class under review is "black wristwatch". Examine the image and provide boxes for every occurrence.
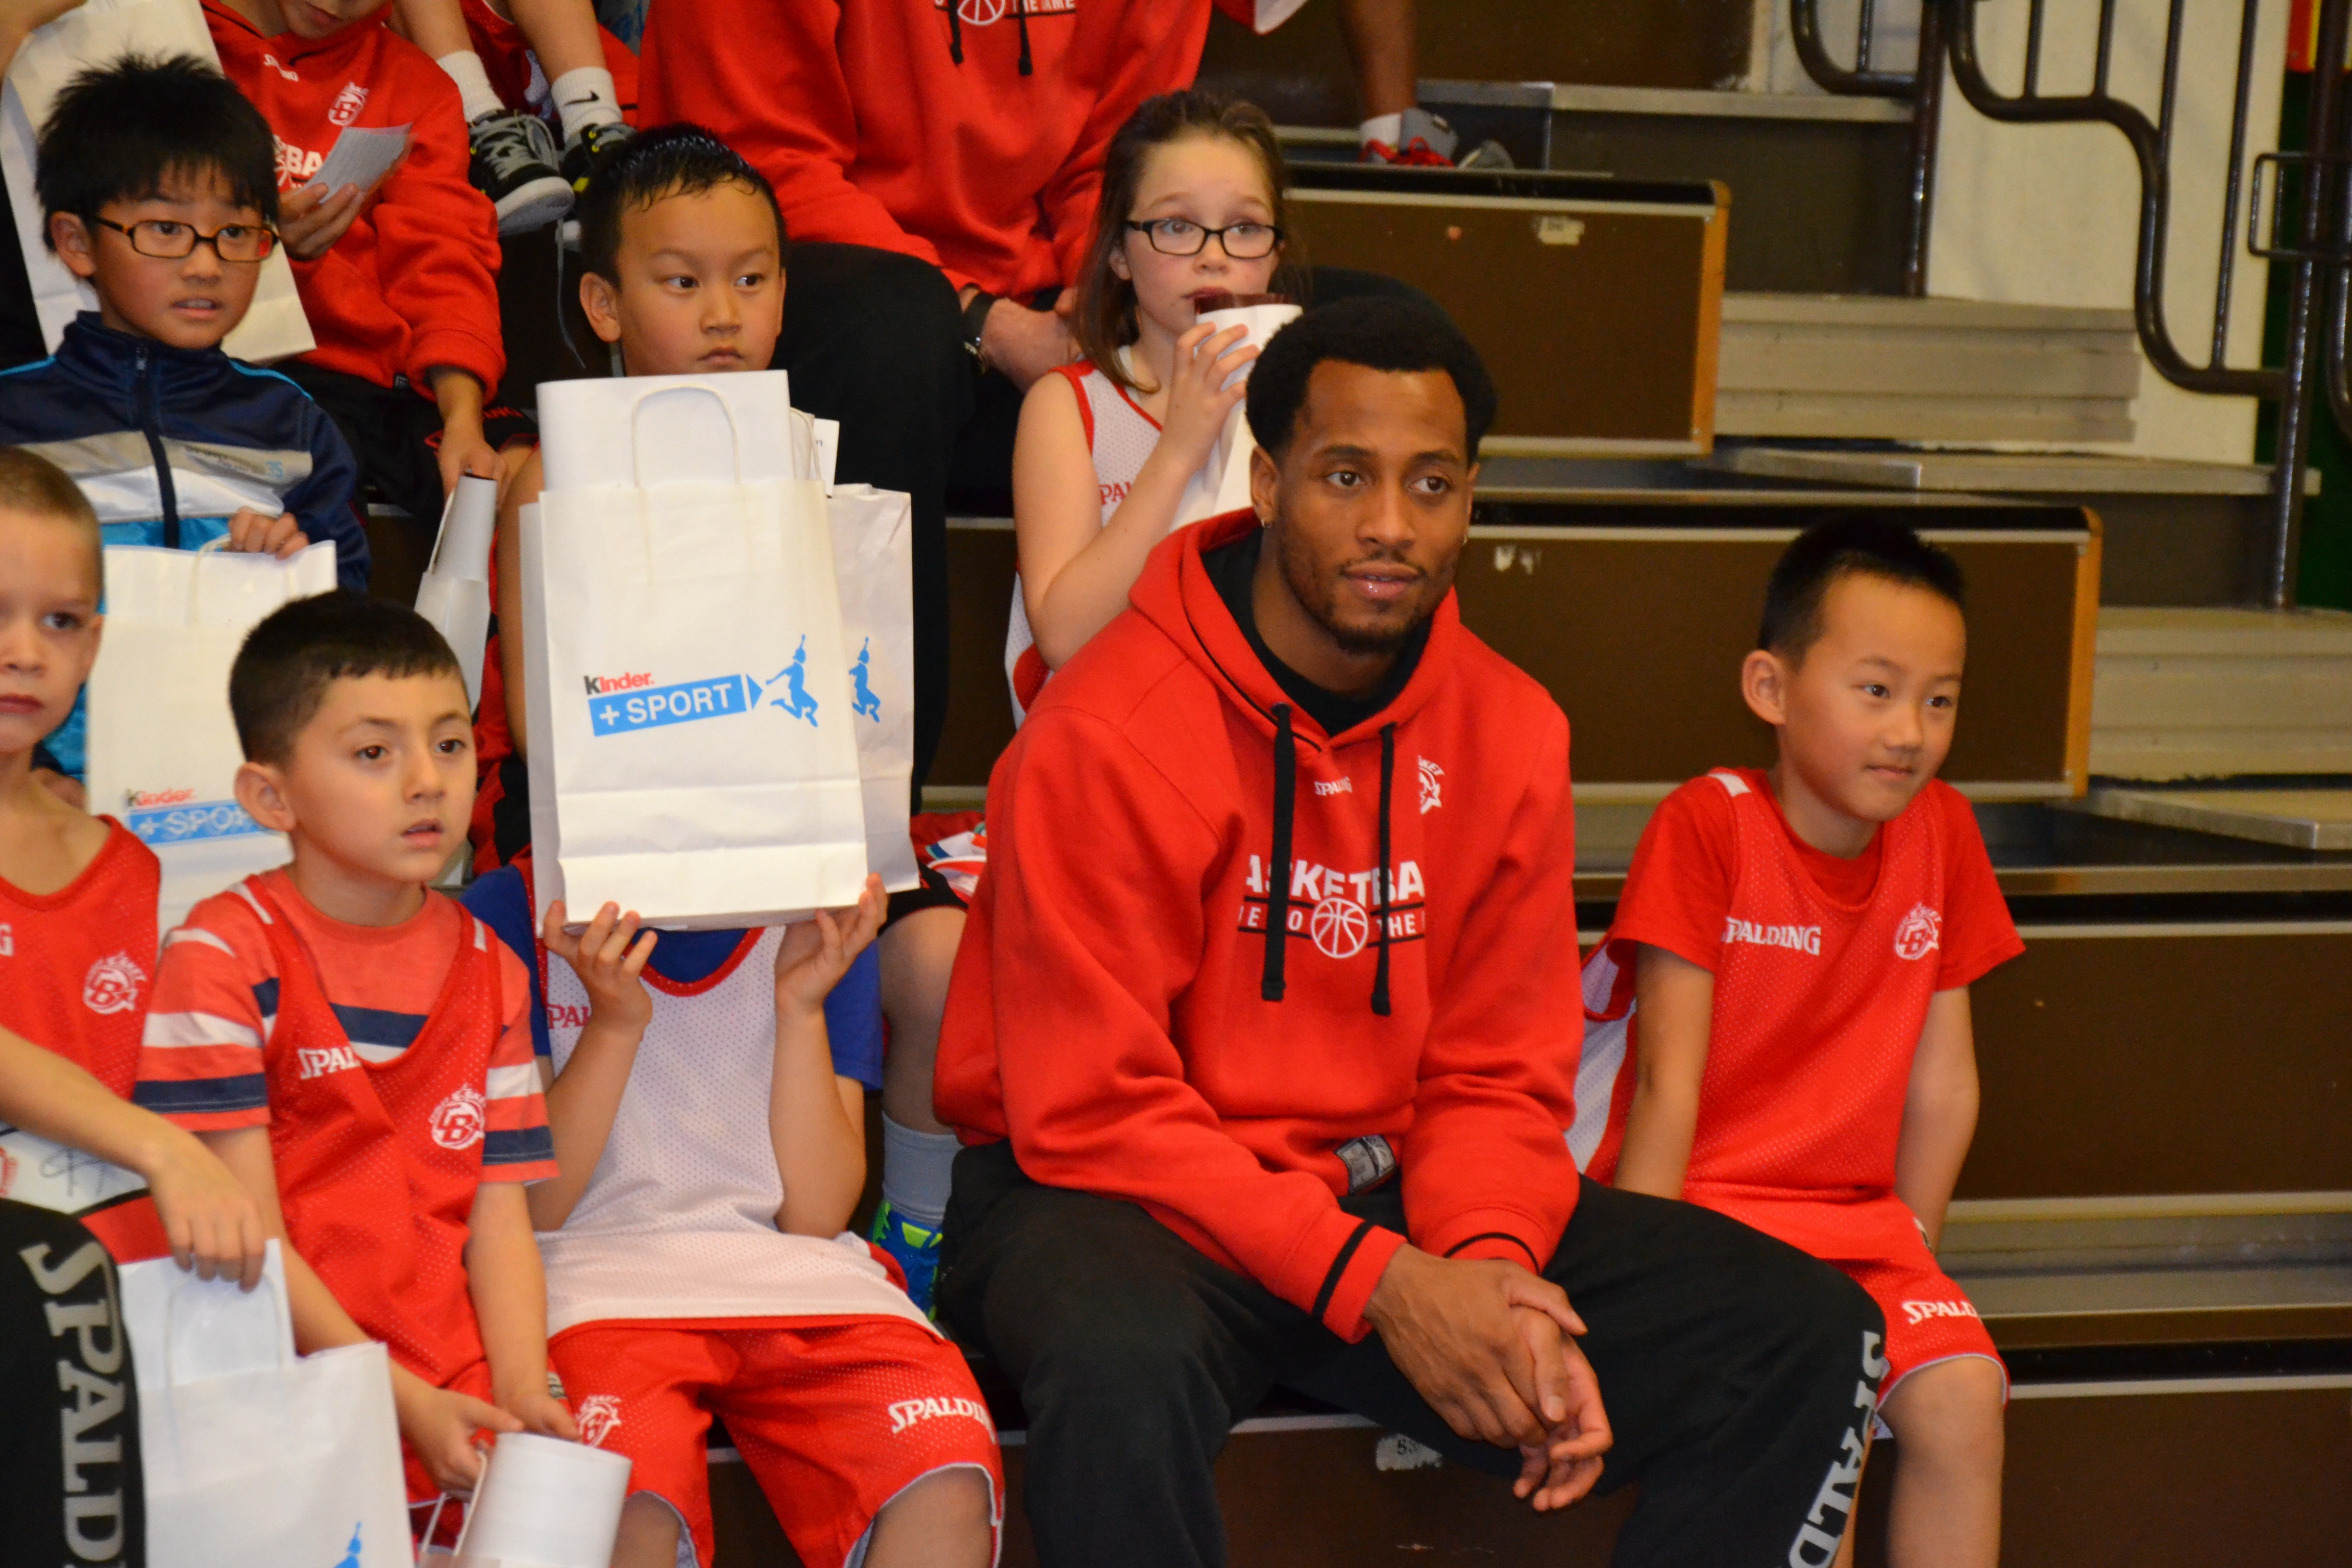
[961,290,999,369]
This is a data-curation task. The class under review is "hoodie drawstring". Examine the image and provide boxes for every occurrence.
[945,0,1029,73]
[1262,703,1295,1001]
[1373,723,1395,1016]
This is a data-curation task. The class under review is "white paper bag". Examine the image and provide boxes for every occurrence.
[120,1245,410,1568]
[1172,300,1302,528]
[414,474,498,710]
[84,542,336,932]
[826,484,917,892]
[525,378,869,930]
[0,0,313,362]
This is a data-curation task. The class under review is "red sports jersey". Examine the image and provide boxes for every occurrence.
[0,820,158,1097]
[137,874,557,1386]
[1577,769,2022,1259]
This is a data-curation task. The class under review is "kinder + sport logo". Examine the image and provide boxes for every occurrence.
[1893,904,1942,962]
[82,952,146,1016]
[429,1086,487,1151]
[585,638,839,738]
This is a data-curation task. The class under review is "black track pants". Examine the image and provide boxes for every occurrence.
[939,1143,1885,1568]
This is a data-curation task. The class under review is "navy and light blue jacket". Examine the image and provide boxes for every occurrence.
[0,312,368,775]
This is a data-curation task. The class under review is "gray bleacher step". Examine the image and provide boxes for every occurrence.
[1705,445,2320,498]
[2078,785,2352,851]
[2092,607,2352,779]
[1715,294,2141,443]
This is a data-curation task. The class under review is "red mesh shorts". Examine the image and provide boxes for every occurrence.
[1834,1248,2006,1404]
[549,1315,1003,1568]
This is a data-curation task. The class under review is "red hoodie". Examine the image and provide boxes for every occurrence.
[206,3,504,397]
[638,0,1211,298]
[935,511,1585,1341]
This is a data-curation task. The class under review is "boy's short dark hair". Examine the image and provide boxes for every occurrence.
[1245,295,1497,461]
[231,594,462,765]
[36,55,280,244]
[1758,515,1968,664]
[0,447,103,588]
[577,122,788,283]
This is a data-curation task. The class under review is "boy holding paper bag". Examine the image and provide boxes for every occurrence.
[469,126,999,1568]
[0,55,367,785]
[132,594,576,1527]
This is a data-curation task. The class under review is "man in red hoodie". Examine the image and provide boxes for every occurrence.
[206,0,528,535]
[934,299,1889,1567]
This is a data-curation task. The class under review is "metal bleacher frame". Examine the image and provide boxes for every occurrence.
[1792,0,2352,612]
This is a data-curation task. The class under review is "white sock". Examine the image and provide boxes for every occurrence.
[1358,112,1404,149]
[551,66,622,143]
[880,1114,959,1233]
[436,51,505,125]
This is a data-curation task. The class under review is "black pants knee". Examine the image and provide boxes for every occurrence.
[939,1144,1882,1568]
[0,1202,144,1568]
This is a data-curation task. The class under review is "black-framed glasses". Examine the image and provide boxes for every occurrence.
[1124,217,1283,260]
[93,216,278,263]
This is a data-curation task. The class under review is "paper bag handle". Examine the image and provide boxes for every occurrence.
[630,384,745,487]
[156,1253,292,1390]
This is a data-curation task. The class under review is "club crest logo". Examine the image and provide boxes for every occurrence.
[82,952,146,1016]
[1417,757,1444,815]
[328,83,369,127]
[1310,895,1370,960]
[429,1086,487,1151]
[575,1394,624,1447]
[1893,903,1942,962]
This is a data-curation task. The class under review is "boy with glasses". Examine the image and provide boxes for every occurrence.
[0,54,366,788]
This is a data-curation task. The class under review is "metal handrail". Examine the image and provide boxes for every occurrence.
[1785,0,1948,296]
[1790,0,2346,608]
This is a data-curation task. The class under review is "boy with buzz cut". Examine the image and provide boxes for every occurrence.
[1,53,366,782]
[132,594,576,1527]
[0,447,275,1568]
[1578,515,2022,1568]
[465,127,1000,1568]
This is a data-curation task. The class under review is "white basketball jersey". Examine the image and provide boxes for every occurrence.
[535,928,935,1337]
[1004,356,1164,723]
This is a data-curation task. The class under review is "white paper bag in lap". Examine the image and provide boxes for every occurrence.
[84,542,336,932]
[413,474,498,710]
[525,380,868,930]
[0,0,312,361]
[121,1245,410,1568]
[826,484,917,892]
[1172,299,1302,528]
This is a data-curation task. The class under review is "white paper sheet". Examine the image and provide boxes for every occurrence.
[302,122,408,194]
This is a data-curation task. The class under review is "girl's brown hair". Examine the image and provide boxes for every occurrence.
[1073,91,1300,395]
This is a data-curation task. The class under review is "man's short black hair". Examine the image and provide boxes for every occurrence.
[1245,295,1498,460]
[1758,515,1968,663]
[577,122,788,282]
[231,594,463,765]
[35,55,279,243]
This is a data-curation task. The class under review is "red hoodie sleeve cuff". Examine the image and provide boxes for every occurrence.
[1421,1194,1575,1278]
[1316,1222,1406,1341]
[408,328,506,405]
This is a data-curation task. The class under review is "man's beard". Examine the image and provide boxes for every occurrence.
[1276,527,1447,657]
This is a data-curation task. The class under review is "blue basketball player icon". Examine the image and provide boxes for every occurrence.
[851,639,882,721]
[768,636,822,726]
[335,1524,363,1568]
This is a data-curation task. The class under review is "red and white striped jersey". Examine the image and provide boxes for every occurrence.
[1006,357,1165,722]
[1575,770,2021,1259]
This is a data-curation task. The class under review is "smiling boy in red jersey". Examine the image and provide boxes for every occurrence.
[1580,517,2023,1568]
[133,595,572,1532]
[203,0,525,531]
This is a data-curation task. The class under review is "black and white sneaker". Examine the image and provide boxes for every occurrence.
[560,120,635,198]
[469,111,572,234]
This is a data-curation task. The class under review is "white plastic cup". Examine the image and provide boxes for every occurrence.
[449,1432,632,1568]
[429,475,500,585]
